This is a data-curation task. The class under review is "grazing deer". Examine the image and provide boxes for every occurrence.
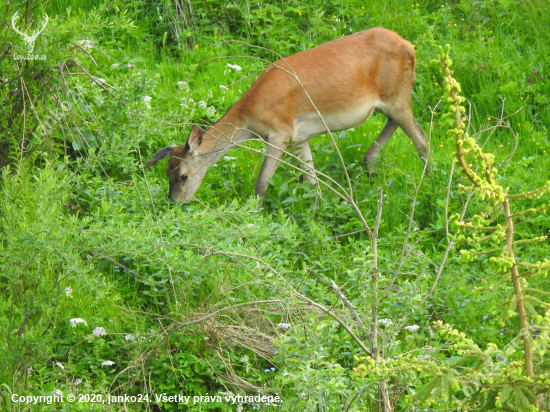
[146,28,431,202]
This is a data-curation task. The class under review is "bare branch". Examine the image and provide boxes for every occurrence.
[331,280,366,331]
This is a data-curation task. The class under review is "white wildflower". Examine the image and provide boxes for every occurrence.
[224,156,236,161]
[111,63,119,69]
[27,366,33,374]
[276,323,291,330]
[378,318,392,326]
[69,318,88,328]
[219,85,228,90]
[125,334,134,342]
[142,95,152,109]
[64,286,73,297]
[126,63,134,69]
[198,100,207,108]
[188,98,194,103]
[96,78,106,84]
[74,378,82,386]
[206,106,216,118]
[77,39,93,49]
[177,81,189,90]
[93,327,106,337]
[101,360,115,367]
[53,389,63,396]
[226,63,242,71]
[404,324,420,332]
[56,362,64,369]
[242,355,249,373]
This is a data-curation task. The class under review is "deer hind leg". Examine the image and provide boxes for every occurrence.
[387,106,431,173]
[363,118,399,178]
[292,139,318,184]
[364,107,431,177]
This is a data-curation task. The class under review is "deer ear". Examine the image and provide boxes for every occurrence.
[186,125,203,152]
[144,145,176,168]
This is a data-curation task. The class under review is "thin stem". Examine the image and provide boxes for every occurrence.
[503,199,534,378]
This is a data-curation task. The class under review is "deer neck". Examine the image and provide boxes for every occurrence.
[196,114,249,168]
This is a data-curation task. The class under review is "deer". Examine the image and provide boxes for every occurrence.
[145,28,431,202]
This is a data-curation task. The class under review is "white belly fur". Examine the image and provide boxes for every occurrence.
[292,101,382,143]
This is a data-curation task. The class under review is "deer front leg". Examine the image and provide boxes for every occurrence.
[255,137,289,198]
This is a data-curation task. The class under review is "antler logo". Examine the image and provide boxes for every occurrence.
[11,11,49,53]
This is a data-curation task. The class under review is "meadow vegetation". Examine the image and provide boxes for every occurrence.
[1,0,550,410]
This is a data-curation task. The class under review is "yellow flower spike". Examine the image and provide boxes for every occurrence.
[402,154,406,158]
[440,144,443,148]
[521,97,523,99]
[361,6,364,9]
[358,147,362,151]
[195,45,199,49]
[299,12,301,15]
[363,133,366,136]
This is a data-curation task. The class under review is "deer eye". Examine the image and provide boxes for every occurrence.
[179,174,188,183]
